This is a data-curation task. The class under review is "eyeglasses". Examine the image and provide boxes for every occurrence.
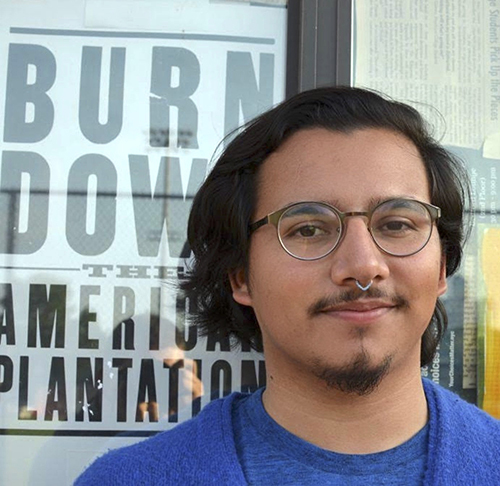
[249,198,441,260]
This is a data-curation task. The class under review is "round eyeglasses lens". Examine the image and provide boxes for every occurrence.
[369,199,434,256]
[277,203,341,260]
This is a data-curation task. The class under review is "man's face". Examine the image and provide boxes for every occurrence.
[230,127,447,394]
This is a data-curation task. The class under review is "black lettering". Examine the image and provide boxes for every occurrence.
[153,265,186,280]
[0,284,15,345]
[79,285,100,349]
[116,265,151,279]
[175,293,197,351]
[192,359,202,417]
[0,151,50,254]
[27,284,66,348]
[66,154,117,255]
[112,358,132,422]
[149,288,161,351]
[150,47,200,148]
[0,355,13,392]
[225,51,274,135]
[206,329,231,352]
[113,287,135,350]
[45,357,68,421]
[82,263,113,278]
[163,358,184,423]
[128,155,206,258]
[18,356,37,420]
[136,359,158,422]
[79,47,125,143]
[4,44,55,143]
[75,357,103,422]
[210,360,232,399]
[241,360,266,393]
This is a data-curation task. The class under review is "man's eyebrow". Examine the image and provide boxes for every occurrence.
[314,196,418,211]
[282,204,334,218]
[366,196,421,207]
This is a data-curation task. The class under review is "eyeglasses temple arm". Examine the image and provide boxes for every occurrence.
[249,216,269,234]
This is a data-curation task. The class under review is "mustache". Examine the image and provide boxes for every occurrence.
[307,287,410,317]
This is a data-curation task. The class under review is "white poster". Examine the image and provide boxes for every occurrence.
[0,0,287,483]
[354,0,500,158]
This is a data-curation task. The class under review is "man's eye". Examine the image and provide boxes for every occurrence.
[385,221,406,230]
[299,225,318,237]
[292,225,327,238]
[377,219,415,234]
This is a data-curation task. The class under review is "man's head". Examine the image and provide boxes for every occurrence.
[182,87,469,380]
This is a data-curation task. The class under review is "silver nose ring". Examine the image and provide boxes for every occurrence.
[355,280,373,291]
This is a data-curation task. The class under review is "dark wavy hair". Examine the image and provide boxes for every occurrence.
[182,86,470,367]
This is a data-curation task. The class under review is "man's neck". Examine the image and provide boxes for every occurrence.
[261,368,427,455]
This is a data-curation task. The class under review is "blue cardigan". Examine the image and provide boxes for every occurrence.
[75,380,500,485]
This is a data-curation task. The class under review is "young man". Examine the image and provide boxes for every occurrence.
[77,87,500,485]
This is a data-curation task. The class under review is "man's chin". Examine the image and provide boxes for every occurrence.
[311,351,393,397]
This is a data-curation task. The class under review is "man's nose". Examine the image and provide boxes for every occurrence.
[329,216,390,287]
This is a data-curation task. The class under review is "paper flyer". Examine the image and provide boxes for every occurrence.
[354,0,500,408]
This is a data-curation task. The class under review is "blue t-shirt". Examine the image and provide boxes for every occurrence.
[232,388,428,485]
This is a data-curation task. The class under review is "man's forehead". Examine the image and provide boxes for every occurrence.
[255,127,428,211]
[261,126,420,168]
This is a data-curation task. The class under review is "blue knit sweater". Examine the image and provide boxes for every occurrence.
[75,380,500,485]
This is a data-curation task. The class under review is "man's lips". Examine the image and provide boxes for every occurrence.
[307,289,410,319]
[319,300,396,313]
[316,300,399,324]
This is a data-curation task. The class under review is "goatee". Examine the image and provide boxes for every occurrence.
[312,350,393,396]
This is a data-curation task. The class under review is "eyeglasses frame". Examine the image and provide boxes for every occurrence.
[249,198,441,260]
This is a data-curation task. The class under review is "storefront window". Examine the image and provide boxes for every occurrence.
[353,0,500,410]
[0,1,287,483]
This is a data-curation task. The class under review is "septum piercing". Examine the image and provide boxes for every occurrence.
[355,280,373,291]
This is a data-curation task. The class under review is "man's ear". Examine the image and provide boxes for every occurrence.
[229,268,253,307]
[438,255,447,296]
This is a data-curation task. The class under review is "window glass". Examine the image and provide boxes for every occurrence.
[0,0,287,483]
[353,0,500,411]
